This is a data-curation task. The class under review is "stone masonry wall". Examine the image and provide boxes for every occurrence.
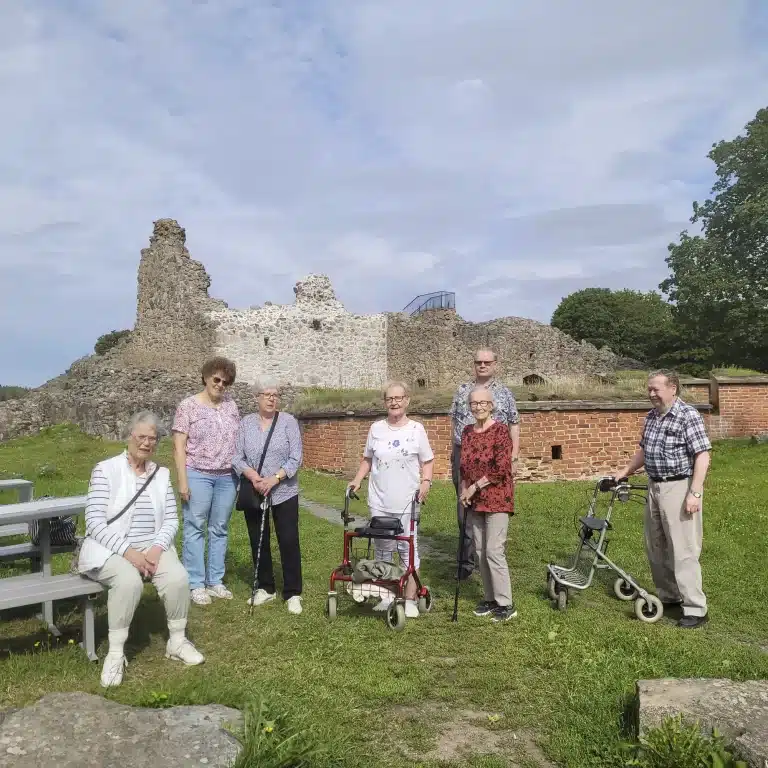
[117,219,220,373]
[386,309,620,388]
[208,275,388,387]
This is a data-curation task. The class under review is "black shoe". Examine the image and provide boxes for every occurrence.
[678,614,708,629]
[491,603,518,622]
[473,600,497,617]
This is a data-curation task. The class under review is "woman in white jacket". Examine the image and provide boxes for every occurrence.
[79,411,204,688]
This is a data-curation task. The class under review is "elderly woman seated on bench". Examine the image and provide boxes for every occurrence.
[78,410,204,688]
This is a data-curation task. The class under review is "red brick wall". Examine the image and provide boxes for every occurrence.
[298,378,768,483]
[708,381,768,439]
[301,407,654,482]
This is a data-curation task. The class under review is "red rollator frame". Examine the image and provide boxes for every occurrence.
[325,488,433,630]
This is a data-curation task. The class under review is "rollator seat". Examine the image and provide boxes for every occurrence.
[354,517,404,538]
[579,516,610,531]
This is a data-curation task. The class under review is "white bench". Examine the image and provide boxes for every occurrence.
[0,479,34,540]
[0,573,103,660]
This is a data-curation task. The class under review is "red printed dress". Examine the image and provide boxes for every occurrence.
[459,421,515,514]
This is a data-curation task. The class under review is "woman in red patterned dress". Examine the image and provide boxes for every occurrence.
[459,385,517,622]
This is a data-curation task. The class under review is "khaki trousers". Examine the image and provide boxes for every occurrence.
[468,509,512,607]
[89,547,190,631]
[645,479,707,617]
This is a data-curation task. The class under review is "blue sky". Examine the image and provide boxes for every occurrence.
[2,1,767,387]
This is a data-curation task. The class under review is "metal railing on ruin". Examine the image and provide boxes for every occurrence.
[401,291,456,316]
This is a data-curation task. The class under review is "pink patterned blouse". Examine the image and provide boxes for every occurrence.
[172,395,241,474]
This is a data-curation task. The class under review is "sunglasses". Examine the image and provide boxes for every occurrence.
[474,360,494,366]
[212,376,232,387]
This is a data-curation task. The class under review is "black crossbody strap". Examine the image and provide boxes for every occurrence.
[108,464,160,525]
[256,412,280,475]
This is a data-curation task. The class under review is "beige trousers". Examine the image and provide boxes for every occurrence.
[89,547,190,631]
[469,509,512,606]
[645,479,707,617]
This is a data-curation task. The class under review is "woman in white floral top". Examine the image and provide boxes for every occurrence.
[348,381,434,618]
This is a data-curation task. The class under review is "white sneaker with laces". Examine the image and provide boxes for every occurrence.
[191,587,212,605]
[405,600,420,618]
[165,638,205,666]
[100,652,127,688]
[206,584,233,600]
[246,589,276,607]
[286,596,303,615]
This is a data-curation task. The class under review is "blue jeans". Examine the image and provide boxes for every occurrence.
[182,468,238,590]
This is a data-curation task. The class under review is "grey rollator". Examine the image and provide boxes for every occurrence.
[546,476,664,623]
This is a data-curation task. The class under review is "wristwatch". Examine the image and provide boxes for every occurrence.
[690,490,702,498]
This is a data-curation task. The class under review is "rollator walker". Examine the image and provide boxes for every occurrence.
[325,488,433,631]
[546,476,663,623]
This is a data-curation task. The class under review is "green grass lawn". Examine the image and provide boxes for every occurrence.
[1,424,767,767]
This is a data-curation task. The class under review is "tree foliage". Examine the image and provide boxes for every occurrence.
[0,385,30,402]
[94,329,132,356]
[551,288,672,363]
[661,107,768,372]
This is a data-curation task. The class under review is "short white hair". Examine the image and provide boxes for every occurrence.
[468,385,495,405]
[127,410,160,437]
[254,377,280,393]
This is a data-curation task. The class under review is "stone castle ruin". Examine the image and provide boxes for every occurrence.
[114,218,617,388]
[0,218,620,441]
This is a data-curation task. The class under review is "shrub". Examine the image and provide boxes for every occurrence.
[0,385,30,402]
[94,329,131,356]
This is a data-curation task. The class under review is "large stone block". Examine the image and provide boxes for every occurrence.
[0,692,243,767]
[636,678,768,767]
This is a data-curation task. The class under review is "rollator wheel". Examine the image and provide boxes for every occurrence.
[325,594,337,620]
[547,575,558,601]
[418,587,433,614]
[613,577,638,601]
[386,601,406,631]
[634,594,663,623]
[556,589,568,611]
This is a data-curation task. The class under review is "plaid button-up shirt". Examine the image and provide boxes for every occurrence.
[639,398,712,478]
[449,379,519,445]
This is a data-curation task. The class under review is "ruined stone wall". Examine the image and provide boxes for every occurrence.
[117,219,219,373]
[386,309,619,388]
[208,275,388,387]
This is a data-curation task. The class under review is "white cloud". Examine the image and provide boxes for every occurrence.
[0,0,766,384]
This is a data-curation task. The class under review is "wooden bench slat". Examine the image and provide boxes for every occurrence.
[0,524,29,538]
[0,542,77,562]
[0,574,103,611]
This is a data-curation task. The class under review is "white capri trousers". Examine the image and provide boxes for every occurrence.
[371,508,420,570]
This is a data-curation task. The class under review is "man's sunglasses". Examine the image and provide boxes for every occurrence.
[474,360,494,366]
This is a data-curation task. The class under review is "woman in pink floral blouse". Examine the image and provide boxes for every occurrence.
[172,357,241,606]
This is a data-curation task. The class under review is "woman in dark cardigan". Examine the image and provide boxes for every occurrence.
[459,385,517,622]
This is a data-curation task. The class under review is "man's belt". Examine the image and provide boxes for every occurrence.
[648,473,691,483]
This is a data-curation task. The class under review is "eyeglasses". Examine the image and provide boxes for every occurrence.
[212,376,232,387]
[259,392,279,400]
[132,435,158,444]
[474,360,494,366]
[469,400,493,409]
[385,396,406,404]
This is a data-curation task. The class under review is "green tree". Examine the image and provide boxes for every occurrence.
[551,287,673,362]
[94,329,131,356]
[661,107,768,372]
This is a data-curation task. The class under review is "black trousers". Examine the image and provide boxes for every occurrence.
[243,494,303,599]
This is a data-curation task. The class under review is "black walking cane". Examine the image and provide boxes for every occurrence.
[249,492,272,615]
[451,502,471,622]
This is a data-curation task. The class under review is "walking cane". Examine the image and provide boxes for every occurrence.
[451,502,471,622]
[249,492,271,615]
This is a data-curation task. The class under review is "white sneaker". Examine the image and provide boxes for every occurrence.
[206,584,233,600]
[165,638,205,666]
[373,598,393,612]
[405,600,419,618]
[191,587,212,606]
[100,652,127,688]
[246,589,276,607]
[286,596,303,615]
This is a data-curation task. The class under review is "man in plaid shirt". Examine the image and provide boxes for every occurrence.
[449,348,520,579]
[616,370,712,628]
